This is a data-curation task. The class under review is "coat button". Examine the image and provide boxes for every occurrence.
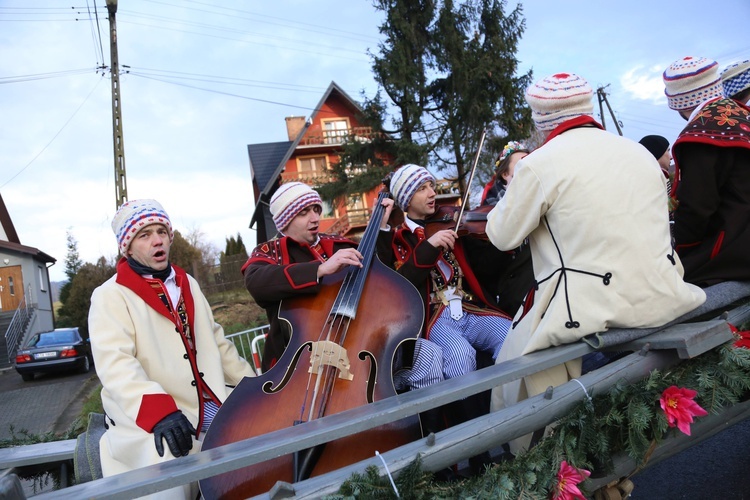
[199,372,204,377]
[191,380,197,386]
[183,354,189,359]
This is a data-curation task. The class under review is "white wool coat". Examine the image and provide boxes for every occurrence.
[486,125,705,449]
[89,265,254,499]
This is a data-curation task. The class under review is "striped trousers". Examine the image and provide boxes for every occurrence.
[428,306,511,379]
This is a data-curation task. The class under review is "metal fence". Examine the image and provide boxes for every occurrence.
[197,254,247,295]
[2,290,33,366]
[225,325,269,375]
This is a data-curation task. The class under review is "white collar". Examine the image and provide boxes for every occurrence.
[404,216,421,233]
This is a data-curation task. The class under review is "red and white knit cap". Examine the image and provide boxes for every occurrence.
[111,199,174,255]
[663,56,723,110]
[269,182,323,231]
[524,73,594,132]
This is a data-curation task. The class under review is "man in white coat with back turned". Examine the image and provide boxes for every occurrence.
[89,199,255,499]
[486,73,706,452]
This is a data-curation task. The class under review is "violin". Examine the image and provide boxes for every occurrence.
[422,128,492,240]
[424,203,493,240]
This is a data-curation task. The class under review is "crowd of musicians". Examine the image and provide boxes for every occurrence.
[85,56,750,498]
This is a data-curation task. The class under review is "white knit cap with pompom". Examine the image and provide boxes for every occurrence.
[524,73,594,132]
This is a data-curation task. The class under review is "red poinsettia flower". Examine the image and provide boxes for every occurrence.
[551,460,590,500]
[660,386,708,436]
[728,323,750,349]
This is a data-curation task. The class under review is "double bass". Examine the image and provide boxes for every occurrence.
[199,191,425,499]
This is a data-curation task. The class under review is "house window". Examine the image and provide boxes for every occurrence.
[321,200,335,219]
[347,193,366,212]
[322,119,349,144]
[8,276,14,296]
[298,156,328,175]
[38,266,47,292]
[346,194,368,225]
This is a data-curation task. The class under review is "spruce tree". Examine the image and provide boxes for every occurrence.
[318,0,533,205]
[58,230,82,307]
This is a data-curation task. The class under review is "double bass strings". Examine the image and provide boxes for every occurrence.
[306,192,389,420]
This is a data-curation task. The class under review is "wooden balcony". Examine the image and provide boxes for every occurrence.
[281,164,369,185]
[281,171,337,184]
[298,127,378,147]
[327,208,371,237]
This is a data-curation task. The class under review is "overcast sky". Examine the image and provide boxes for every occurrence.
[1,0,748,282]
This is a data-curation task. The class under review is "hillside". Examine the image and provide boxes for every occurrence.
[209,291,267,334]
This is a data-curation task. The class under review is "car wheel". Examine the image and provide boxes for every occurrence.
[80,355,91,374]
[21,372,34,382]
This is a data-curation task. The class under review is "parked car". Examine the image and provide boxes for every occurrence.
[14,327,92,382]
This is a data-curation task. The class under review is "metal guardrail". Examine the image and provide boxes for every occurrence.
[30,316,741,500]
[7,300,750,499]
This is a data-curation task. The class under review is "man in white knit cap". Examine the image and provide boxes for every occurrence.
[89,199,256,500]
[664,56,750,286]
[486,73,706,452]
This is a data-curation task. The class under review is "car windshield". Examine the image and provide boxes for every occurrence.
[30,330,78,347]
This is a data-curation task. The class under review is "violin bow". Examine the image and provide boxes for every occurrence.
[453,127,487,232]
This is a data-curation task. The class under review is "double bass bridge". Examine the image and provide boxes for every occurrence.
[308,340,354,381]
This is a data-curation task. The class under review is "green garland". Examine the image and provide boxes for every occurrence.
[329,340,750,499]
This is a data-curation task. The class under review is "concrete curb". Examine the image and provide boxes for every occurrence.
[52,374,101,435]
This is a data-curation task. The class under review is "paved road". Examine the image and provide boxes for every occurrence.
[0,367,99,440]
[628,417,750,499]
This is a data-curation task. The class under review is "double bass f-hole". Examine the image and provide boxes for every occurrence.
[200,190,425,499]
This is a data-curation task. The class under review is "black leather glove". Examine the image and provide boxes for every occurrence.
[152,411,196,458]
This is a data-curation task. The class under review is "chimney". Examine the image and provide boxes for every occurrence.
[285,116,306,141]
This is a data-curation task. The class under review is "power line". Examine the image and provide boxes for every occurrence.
[0,68,95,84]
[145,0,380,43]
[115,16,370,63]
[127,72,323,112]
[125,66,328,93]
[1,77,105,189]
[86,0,106,65]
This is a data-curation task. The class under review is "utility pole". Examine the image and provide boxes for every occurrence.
[106,0,128,210]
[596,85,623,136]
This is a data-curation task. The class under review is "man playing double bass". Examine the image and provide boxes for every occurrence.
[243,181,444,391]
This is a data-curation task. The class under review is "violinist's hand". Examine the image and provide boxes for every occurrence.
[427,229,457,251]
[317,248,364,279]
[380,198,394,229]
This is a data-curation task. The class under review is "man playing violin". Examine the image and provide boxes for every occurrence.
[243,181,444,392]
[378,164,519,471]
[379,164,516,377]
